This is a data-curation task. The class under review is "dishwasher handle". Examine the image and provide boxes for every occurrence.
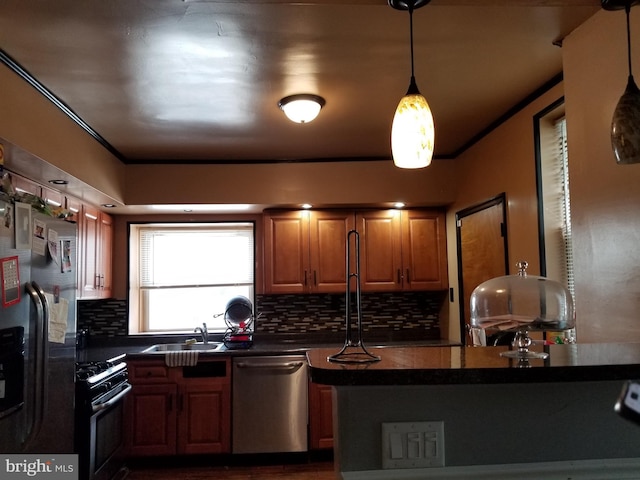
[234,361,305,373]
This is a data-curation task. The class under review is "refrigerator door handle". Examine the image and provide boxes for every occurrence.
[23,281,49,449]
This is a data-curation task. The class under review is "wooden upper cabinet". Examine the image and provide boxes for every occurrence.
[401,210,448,291]
[80,204,113,299]
[264,211,309,294]
[358,209,448,292]
[265,208,447,294]
[264,210,355,294]
[308,210,354,293]
[99,212,113,296]
[64,196,83,224]
[40,186,64,211]
[357,210,403,291]
[10,173,41,196]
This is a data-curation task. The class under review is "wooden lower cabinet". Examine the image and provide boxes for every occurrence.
[309,382,333,450]
[125,358,231,457]
[127,383,178,456]
[178,380,231,454]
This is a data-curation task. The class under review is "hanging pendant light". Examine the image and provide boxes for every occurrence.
[389,0,434,169]
[603,0,640,164]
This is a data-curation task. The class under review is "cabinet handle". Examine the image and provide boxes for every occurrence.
[95,274,100,289]
[397,269,402,284]
[100,274,105,288]
[313,270,317,286]
[406,268,410,284]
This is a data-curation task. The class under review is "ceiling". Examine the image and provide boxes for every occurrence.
[0,0,600,168]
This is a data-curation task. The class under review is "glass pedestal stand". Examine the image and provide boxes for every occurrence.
[499,328,548,360]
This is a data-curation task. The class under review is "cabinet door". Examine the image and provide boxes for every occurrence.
[126,383,178,457]
[65,196,84,297]
[178,381,231,454]
[264,211,310,293]
[10,174,40,196]
[41,186,64,211]
[99,212,113,297]
[309,382,333,450]
[80,205,100,298]
[401,210,448,290]
[64,196,83,224]
[358,210,403,291]
[79,206,112,298]
[309,211,354,293]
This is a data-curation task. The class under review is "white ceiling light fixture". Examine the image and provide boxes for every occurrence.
[278,94,326,123]
[389,0,435,169]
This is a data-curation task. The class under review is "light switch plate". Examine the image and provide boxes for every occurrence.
[381,421,445,469]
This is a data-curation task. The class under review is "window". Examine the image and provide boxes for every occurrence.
[129,222,255,334]
[536,101,575,341]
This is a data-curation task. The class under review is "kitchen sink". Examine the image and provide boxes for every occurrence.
[142,342,224,353]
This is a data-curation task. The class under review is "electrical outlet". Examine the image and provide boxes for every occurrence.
[381,421,445,469]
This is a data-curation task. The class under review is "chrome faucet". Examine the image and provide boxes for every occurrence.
[194,322,209,344]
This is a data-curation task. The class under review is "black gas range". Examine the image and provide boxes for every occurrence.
[75,355,131,480]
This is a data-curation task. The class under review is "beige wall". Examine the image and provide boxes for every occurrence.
[444,83,564,343]
[124,160,457,208]
[563,10,640,343]
[0,64,126,206]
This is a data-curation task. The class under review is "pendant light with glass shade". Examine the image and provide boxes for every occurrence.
[603,0,640,164]
[389,0,435,169]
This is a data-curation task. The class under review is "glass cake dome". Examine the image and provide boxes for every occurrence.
[470,261,575,359]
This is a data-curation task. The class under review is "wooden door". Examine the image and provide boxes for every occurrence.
[358,210,402,291]
[401,210,448,291]
[456,195,509,345]
[309,210,354,293]
[263,211,310,293]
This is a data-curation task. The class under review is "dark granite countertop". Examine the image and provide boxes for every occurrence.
[306,343,640,386]
[77,332,456,363]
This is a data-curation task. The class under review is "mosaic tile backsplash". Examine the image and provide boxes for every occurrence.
[78,291,445,339]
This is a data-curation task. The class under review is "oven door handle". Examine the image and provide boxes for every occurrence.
[92,384,132,413]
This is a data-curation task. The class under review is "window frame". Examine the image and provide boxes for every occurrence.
[128,220,256,335]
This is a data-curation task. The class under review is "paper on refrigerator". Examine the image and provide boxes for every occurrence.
[44,292,69,343]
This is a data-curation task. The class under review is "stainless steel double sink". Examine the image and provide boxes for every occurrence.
[141,342,224,353]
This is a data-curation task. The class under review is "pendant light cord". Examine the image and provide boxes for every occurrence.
[626,3,634,77]
[409,2,415,79]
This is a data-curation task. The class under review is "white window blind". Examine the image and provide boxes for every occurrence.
[554,117,575,300]
[130,223,255,333]
[139,226,254,288]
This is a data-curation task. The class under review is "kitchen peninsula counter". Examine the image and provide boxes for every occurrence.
[306,342,640,386]
[306,343,640,479]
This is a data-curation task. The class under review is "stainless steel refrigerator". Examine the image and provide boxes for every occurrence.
[0,195,77,453]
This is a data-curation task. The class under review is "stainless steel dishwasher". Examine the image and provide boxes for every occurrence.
[232,355,308,454]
